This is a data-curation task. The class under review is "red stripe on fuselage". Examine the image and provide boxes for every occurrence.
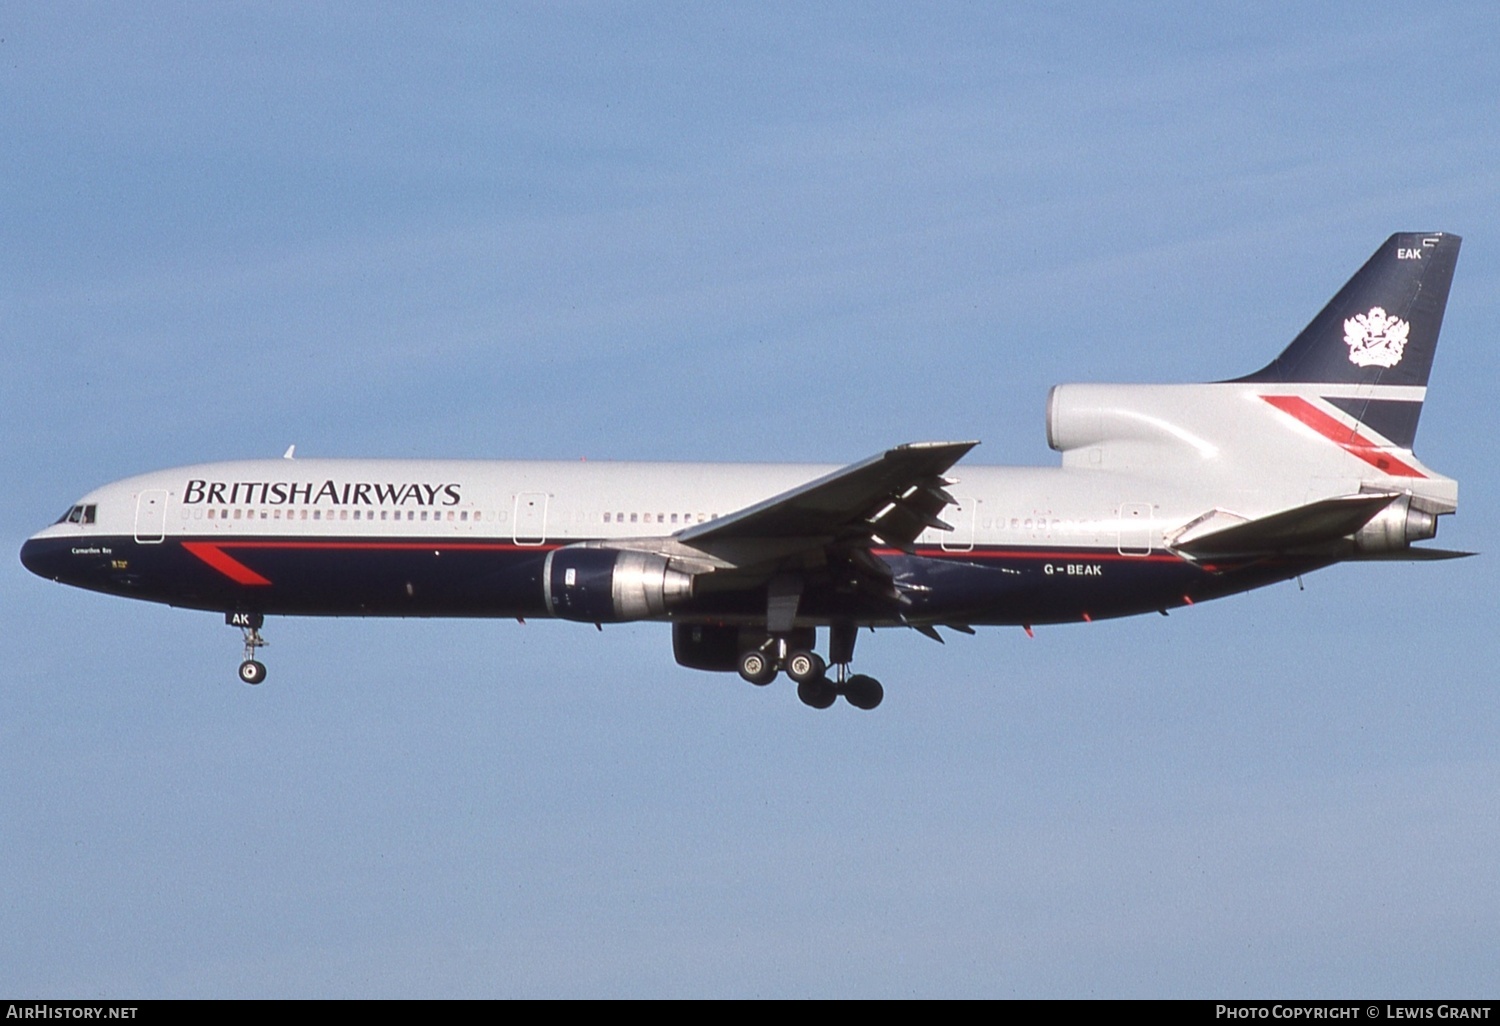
[181,542,273,586]
[1260,395,1426,478]
[181,538,563,586]
[180,536,1191,588]
[200,540,562,552]
[882,547,1185,563]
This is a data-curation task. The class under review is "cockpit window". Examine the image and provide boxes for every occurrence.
[55,504,97,525]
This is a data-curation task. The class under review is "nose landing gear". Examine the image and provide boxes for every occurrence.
[238,654,267,685]
[227,611,268,685]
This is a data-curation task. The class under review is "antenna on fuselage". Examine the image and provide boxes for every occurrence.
[282,445,296,460]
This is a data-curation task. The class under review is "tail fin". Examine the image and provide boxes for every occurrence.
[1232,232,1460,447]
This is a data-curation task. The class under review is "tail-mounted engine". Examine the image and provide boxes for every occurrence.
[543,545,694,623]
[1353,494,1439,554]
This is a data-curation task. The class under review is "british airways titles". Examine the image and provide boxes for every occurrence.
[183,479,463,508]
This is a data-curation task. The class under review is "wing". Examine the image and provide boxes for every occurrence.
[678,440,977,558]
[672,440,978,631]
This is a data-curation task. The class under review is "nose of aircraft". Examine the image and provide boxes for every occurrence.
[20,534,62,581]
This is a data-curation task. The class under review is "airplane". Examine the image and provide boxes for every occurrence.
[20,233,1469,710]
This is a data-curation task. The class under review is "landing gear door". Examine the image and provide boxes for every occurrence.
[135,489,168,544]
[513,492,549,546]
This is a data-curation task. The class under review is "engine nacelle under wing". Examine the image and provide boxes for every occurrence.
[543,545,694,623]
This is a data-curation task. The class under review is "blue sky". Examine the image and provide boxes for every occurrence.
[4,2,1498,997]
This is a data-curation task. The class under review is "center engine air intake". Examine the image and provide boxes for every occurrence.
[543,546,694,623]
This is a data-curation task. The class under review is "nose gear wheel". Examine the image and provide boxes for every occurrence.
[233,615,269,685]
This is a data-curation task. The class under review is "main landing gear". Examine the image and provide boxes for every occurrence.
[736,627,884,710]
[227,611,268,685]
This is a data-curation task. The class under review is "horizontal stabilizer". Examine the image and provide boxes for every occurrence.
[1172,493,1399,558]
[1346,546,1476,561]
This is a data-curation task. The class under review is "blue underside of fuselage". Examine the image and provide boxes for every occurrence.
[19,534,1327,627]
